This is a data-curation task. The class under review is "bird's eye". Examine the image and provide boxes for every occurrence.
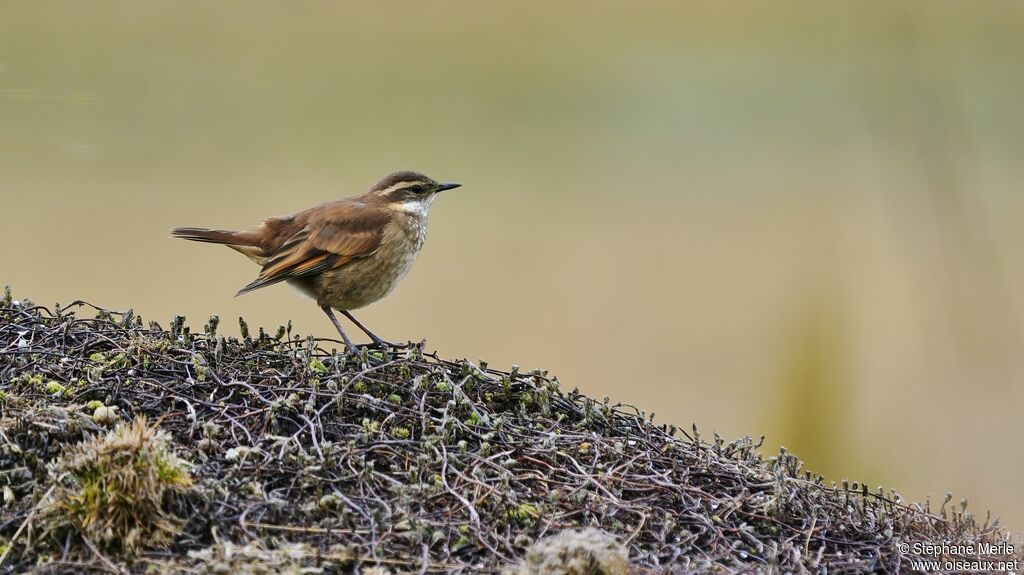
[406,185,424,194]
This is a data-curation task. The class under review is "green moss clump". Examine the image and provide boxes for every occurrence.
[11,373,44,390]
[506,503,541,524]
[190,353,209,381]
[41,417,193,553]
[308,357,329,374]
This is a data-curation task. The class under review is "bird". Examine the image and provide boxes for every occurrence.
[171,170,461,352]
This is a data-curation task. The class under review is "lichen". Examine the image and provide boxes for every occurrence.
[505,528,630,575]
[144,540,355,575]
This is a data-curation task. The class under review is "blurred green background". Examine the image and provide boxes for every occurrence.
[2,1,1022,530]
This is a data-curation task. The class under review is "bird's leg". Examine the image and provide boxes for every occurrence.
[341,310,399,349]
[321,305,359,354]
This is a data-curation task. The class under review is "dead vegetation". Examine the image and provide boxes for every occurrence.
[0,288,1020,574]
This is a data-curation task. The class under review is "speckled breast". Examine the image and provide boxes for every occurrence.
[308,214,428,311]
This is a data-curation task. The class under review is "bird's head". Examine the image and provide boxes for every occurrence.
[365,171,461,215]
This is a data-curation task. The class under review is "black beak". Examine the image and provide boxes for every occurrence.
[436,182,461,192]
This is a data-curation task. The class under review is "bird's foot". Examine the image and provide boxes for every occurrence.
[367,335,405,350]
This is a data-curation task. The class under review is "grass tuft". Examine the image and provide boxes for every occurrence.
[41,417,193,554]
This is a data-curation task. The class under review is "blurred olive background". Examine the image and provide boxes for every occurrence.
[2,1,1022,529]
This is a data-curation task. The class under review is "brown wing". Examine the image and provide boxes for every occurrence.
[235,202,389,296]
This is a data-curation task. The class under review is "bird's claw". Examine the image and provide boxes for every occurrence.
[368,337,404,350]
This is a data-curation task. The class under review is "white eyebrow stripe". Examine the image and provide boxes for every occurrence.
[379,181,420,195]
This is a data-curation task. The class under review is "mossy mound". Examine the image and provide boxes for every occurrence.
[0,290,1019,574]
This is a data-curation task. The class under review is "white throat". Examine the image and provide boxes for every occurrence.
[392,196,434,217]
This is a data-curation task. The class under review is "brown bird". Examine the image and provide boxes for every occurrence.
[172,171,461,352]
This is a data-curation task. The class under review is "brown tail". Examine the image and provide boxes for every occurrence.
[171,227,256,246]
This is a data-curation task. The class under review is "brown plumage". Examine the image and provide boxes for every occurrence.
[172,170,461,351]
